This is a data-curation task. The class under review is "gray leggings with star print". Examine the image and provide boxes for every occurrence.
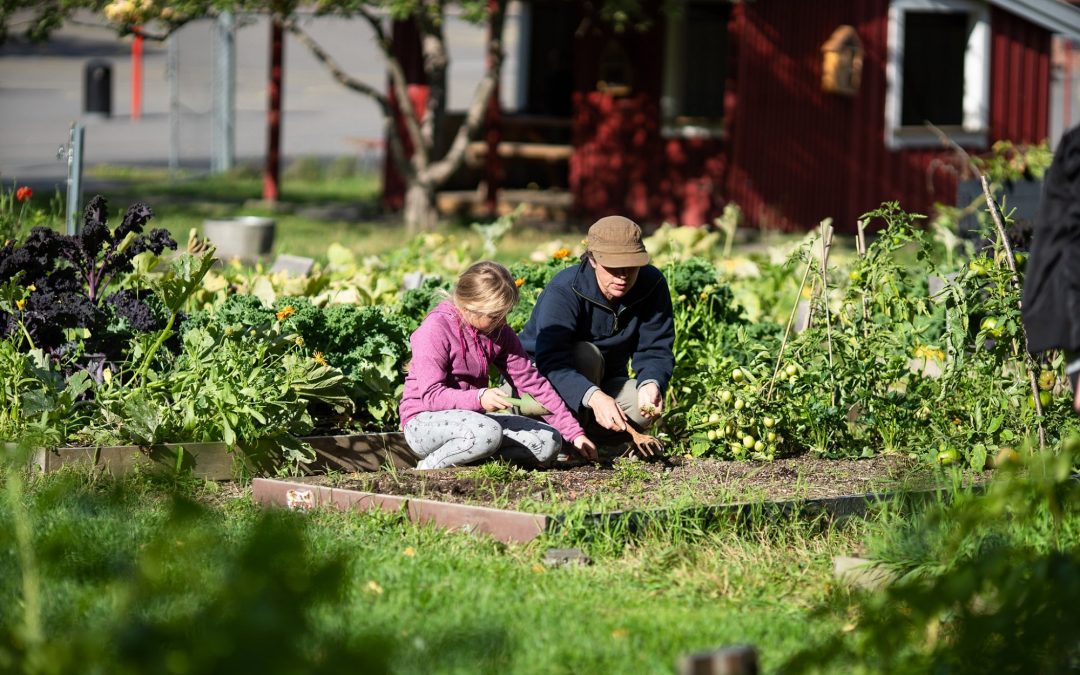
[404,410,564,470]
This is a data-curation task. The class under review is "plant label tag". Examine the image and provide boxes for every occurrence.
[286,489,315,511]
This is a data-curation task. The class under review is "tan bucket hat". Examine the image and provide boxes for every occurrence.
[586,215,650,268]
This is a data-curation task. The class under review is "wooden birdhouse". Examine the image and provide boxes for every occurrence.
[821,25,863,96]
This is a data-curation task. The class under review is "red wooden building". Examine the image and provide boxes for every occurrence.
[388,0,1080,231]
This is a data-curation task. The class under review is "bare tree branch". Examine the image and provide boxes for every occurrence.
[284,18,388,107]
[427,0,505,184]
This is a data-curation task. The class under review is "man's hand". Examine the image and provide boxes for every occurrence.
[638,382,663,419]
[480,388,511,412]
[587,391,627,431]
[572,435,598,461]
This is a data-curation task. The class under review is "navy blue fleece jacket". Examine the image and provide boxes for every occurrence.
[518,259,675,415]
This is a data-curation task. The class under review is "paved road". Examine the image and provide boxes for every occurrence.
[0,10,496,194]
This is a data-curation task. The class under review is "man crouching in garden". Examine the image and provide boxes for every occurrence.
[518,215,676,448]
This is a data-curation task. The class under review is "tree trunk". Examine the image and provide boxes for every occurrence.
[404,181,438,233]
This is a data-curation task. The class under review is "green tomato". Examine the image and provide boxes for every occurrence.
[719,390,733,404]
[968,258,991,276]
[763,416,775,428]
[753,440,765,452]
[1027,390,1053,409]
[742,435,755,449]
[707,429,718,441]
[980,316,1005,338]
[708,412,721,424]
[1038,370,1055,391]
[936,447,960,466]
[784,364,799,377]
[767,431,777,442]
[734,398,745,411]
[732,368,745,383]
[848,270,862,283]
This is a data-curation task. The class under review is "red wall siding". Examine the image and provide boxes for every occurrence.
[728,0,872,231]
[383,1,1055,229]
[990,6,1050,143]
[727,1,1051,232]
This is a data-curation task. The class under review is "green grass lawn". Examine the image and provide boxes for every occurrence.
[0,467,862,673]
[80,164,584,264]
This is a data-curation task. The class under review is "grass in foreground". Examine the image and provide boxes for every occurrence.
[0,467,863,673]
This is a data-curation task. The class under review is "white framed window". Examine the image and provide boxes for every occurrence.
[661,0,731,138]
[886,0,989,149]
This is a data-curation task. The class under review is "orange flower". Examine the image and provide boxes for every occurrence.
[514,277,525,288]
[15,186,32,201]
[276,305,295,321]
[312,351,328,366]
[552,247,571,260]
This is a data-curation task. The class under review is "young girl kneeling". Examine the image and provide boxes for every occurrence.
[399,261,597,470]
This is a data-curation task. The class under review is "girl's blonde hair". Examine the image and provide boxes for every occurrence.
[453,260,518,318]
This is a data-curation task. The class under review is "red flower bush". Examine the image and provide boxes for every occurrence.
[15,186,32,202]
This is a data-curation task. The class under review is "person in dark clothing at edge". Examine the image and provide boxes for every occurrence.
[1021,124,1080,415]
[517,215,676,442]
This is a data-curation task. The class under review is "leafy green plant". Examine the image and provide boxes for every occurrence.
[785,445,1080,673]
[85,317,353,471]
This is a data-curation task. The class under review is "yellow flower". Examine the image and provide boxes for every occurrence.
[403,546,415,557]
[15,298,25,311]
[515,277,525,288]
[312,351,328,366]
[913,345,945,361]
[276,305,295,321]
[365,580,384,595]
[552,247,571,260]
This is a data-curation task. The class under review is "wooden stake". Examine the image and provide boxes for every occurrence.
[767,247,816,401]
[979,175,1046,450]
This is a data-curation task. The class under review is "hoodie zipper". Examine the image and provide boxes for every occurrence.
[573,275,663,336]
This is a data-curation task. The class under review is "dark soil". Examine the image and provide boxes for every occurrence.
[298,453,988,514]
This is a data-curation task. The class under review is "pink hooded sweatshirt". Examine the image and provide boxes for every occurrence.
[399,300,586,444]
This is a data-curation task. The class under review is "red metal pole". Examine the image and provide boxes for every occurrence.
[1066,39,1074,131]
[131,27,143,121]
[263,16,284,203]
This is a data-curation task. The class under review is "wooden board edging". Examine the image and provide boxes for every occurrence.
[28,432,418,480]
[252,477,548,544]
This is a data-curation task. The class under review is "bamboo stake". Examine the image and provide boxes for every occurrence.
[766,246,817,401]
[819,219,837,405]
[856,218,870,329]
[978,175,1046,450]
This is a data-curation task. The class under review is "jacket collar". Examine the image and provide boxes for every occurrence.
[571,258,659,311]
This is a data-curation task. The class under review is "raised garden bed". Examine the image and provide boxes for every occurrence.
[253,454,992,543]
[29,432,418,480]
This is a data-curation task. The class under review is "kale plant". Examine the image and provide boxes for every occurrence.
[0,195,176,356]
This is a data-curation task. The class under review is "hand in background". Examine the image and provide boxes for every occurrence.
[638,382,663,419]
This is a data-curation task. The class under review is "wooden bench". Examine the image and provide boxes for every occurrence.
[465,141,573,167]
